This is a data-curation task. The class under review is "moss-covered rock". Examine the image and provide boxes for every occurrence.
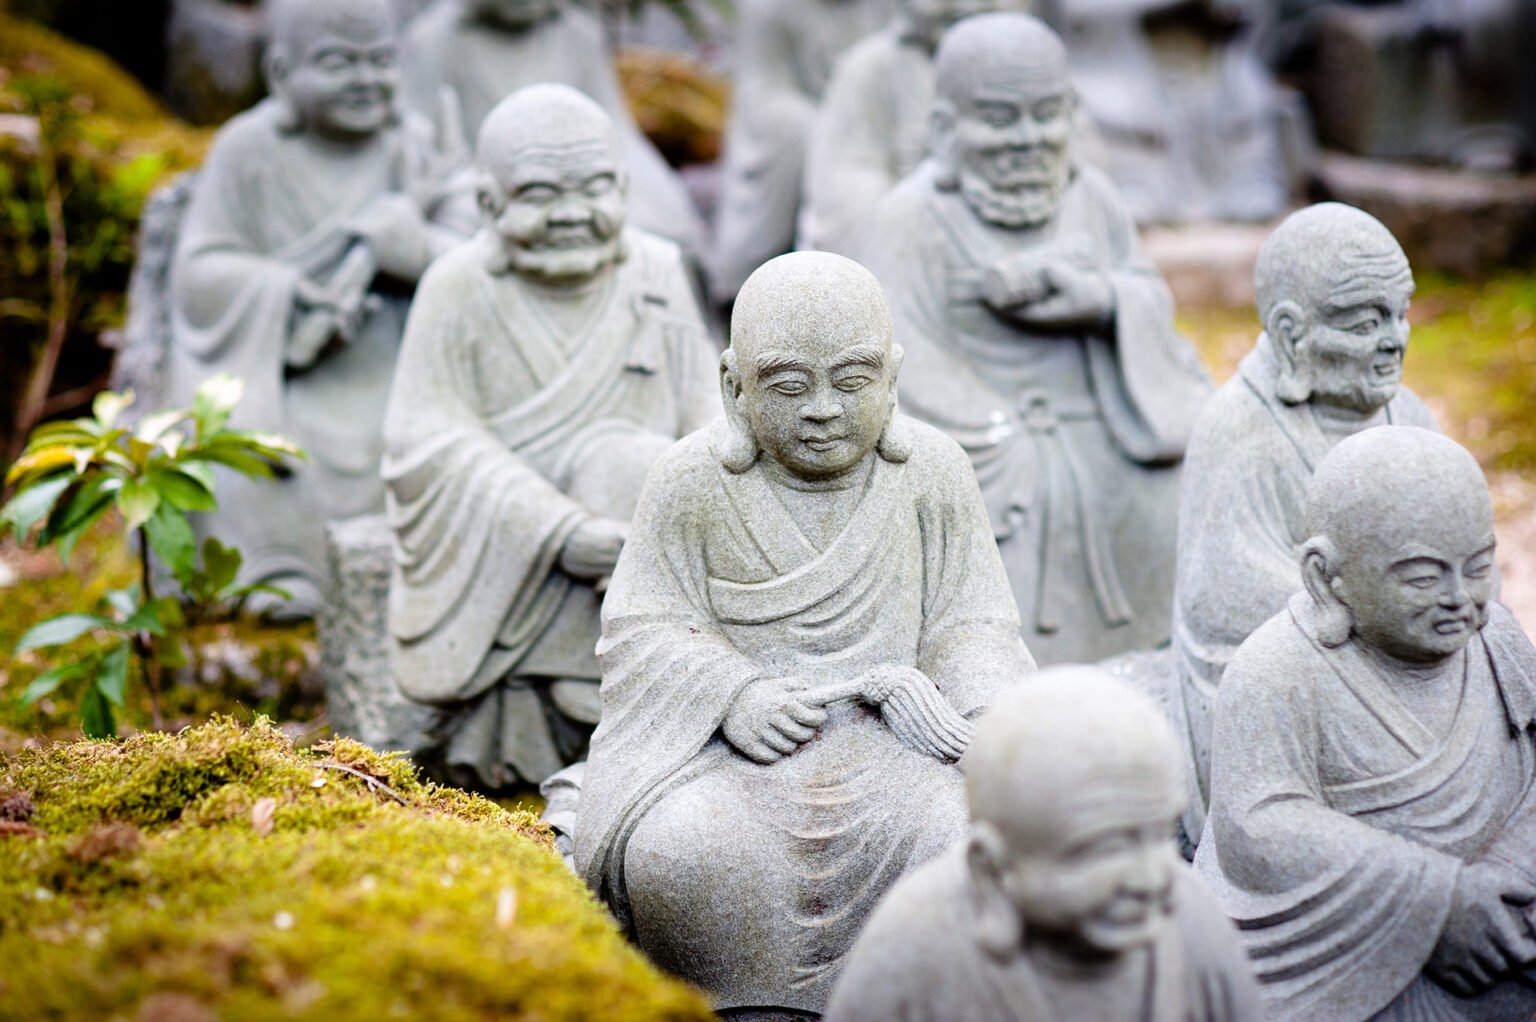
[0,717,713,1021]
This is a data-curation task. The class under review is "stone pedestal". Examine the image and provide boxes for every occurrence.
[320,513,437,754]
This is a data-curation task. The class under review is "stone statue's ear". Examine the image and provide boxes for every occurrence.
[1302,536,1352,647]
[876,344,913,463]
[930,103,960,193]
[718,349,759,474]
[264,50,304,134]
[967,824,1021,961]
[1268,300,1313,405]
[476,171,506,221]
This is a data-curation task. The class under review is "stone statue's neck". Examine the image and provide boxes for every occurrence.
[1023,931,1130,978]
[1362,641,1463,683]
[759,452,873,492]
[1311,400,1386,436]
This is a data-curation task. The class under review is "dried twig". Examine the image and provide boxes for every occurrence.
[312,761,414,807]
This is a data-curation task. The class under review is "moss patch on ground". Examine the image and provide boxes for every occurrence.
[0,717,713,1022]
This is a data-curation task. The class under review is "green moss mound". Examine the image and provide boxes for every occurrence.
[0,718,714,1022]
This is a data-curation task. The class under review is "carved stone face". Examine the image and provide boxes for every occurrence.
[996,776,1180,957]
[1296,269,1413,414]
[469,0,560,29]
[951,82,1072,229]
[484,147,626,283]
[276,18,398,141]
[738,332,893,481]
[1331,504,1496,664]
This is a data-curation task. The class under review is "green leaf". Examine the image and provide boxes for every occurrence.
[40,474,121,549]
[17,659,90,707]
[96,643,130,706]
[201,538,243,595]
[5,446,76,486]
[192,374,243,437]
[104,584,141,621]
[121,599,166,636]
[0,474,71,541]
[80,685,116,739]
[147,468,217,512]
[177,461,216,493]
[134,408,190,445]
[16,613,108,652]
[116,478,160,531]
[145,505,197,582]
[92,389,134,430]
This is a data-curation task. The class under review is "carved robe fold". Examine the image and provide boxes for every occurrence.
[576,420,1033,1012]
[861,162,1210,664]
[1195,597,1536,1022]
[1173,334,1437,834]
[170,99,436,596]
[826,846,1264,1022]
[383,228,719,787]
[401,0,706,261]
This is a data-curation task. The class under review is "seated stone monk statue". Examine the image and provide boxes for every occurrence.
[797,0,1028,255]
[382,83,720,791]
[169,0,459,616]
[1173,202,1437,838]
[574,251,1035,1015]
[860,13,1211,666]
[1196,426,1536,1022]
[400,0,706,263]
[826,666,1263,1022]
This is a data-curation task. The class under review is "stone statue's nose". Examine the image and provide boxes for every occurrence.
[1439,577,1469,608]
[1122,851,1170,897]
[801,400,843,422]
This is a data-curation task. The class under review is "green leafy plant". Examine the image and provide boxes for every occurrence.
[0,374,304,738]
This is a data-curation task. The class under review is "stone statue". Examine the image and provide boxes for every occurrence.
[382,84,720,791]
[574,251,1035,1015]
[1052,0,1305,223]
[709,0,894,304]
[860,13,1211,665]
[826,666,1264,1022]
[400,0,708,263]
[1195,426,1536,1022]
[797,0,1032,255]
[1173,201,1437,838]
[169,0,459,616]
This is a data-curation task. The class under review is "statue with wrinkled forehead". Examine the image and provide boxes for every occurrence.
[576,251,1033,1017]
[1172,201,1438,840]
[169,0,457,617]
[828,667,1263,1022]
[1197,427,1536,1022]
[861,13,1210,666]
[382,83,719,792]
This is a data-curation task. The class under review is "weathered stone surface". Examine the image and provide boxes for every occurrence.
[112,171,196,414]
[826,667,1263,1022]
[1315,151,1536,276]
[1196,427,1536,1021]
[575,251,1034,1015]
[320,513,437,754]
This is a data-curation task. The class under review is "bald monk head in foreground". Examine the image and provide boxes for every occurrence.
[575,251,1034,1016]
[827,667,1262,1022]
[1196,426,1536,1021]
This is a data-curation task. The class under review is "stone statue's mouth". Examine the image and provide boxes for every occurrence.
[1432,617,1470,635]
[801,436,844,451]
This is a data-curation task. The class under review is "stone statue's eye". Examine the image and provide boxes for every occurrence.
[317,52,352,72]
[834,376,871,392]
[1033,99,1064,121]
[1407,576,1438,589]
[515,184,560,203]
[770,381,807,396]
[372,50,397,68]
[1466,561,1493,579]
[1348,319,1377,336]
[584,174,616,197]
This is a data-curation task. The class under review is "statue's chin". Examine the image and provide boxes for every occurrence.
[507,240,622,284]
[960,177,1060,230]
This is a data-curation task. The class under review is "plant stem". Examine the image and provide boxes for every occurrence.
[137,527,164,731]
[11,115,71,463]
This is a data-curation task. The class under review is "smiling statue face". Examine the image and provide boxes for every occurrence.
[270,0,399,142]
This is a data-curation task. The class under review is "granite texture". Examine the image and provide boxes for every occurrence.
[574,251,1034,1014]
[860,13,1210,665]
[401,0,707,263]
[1195,427,1536,1021]
[1172,201,1437,838]
[167,0,459,618]
[113,171,196,414]
[382,84,720,790]
[826,667,1263,1022]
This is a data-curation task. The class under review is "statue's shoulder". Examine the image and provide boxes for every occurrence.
[1222,601,1318,708]
[1388,385,1437,430]
[404,0,456,47]
[830,24,900,84]
[899,415,978,485]
[203,100,285,165]
[414,234,494,301]
[622,227,688,283]
[639,427,728,512]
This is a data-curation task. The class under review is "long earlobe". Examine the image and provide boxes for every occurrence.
[930,106,960,192]
[967,827,1021,961]
[1270,302,1312,405]
[1302,538,1352,647]
[717,351,758,473]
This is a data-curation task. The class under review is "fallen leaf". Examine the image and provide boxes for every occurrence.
[495,886,517,930]
[310,775,326,788]
[251,797,276,837]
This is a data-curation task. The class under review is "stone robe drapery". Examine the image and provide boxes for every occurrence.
[383,227,719,785]
[170,99,436,596]
[1195,596,1536,1022]
[576,419,1033,1012]
[401,0,706,262]
[860,163,1210,665]
[1174,334,1436,834]
[826,846,1264,1022]
[710,0,892,301]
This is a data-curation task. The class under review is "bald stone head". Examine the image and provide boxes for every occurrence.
[966,667,1184,958]
[723,253,904,479]
[903,0,1032,52]
[931,14,1074,228]
[265,0,399,141]
[1256,203,1415,411]
[1302,427,1495,661]
[476,85,626,283]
